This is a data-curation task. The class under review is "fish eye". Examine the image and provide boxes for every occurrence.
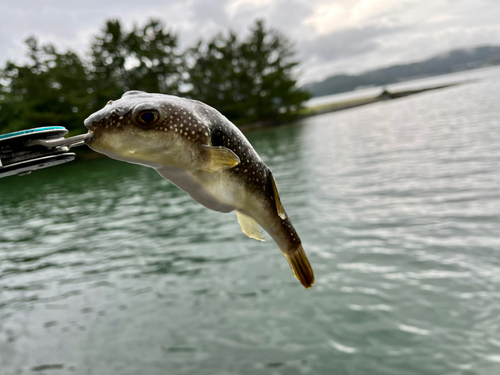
[136,110,159,126]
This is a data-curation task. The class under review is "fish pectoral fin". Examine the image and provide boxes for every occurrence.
[270,173,286,219]
[236,210,265,241]
[202,146,240,172]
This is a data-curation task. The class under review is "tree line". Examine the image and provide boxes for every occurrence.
[0,19,310,134]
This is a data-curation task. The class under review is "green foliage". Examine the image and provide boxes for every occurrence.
[188,20,309,125]
[0,18,309,134]
[0,37,90,133]
[88,19,183,112]
[188,32,248,121]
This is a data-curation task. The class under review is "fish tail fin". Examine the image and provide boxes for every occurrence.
[283,244,315,289]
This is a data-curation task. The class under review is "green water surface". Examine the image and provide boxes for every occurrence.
[1,68,500,375]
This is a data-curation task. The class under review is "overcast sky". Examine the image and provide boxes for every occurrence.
[1,0,499,84]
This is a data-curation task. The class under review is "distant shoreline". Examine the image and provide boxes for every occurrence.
[301,45,499,98]
[239,80,477,131]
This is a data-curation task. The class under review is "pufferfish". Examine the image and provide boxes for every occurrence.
[84,91,314,288]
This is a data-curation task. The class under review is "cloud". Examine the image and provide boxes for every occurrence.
[0,0,499,84]
[299,25,405,63]
[303,0,403,35]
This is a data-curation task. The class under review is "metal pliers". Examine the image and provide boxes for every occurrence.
[0,126,92,179]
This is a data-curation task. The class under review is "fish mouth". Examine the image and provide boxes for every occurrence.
[83,131,94,144]
[83,112,96,145]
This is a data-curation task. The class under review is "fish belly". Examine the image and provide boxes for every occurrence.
[156,166,242,213]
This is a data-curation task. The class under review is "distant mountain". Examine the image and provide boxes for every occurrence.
[303,46,500,98]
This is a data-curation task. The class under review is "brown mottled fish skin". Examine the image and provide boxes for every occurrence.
[84,91,314,288]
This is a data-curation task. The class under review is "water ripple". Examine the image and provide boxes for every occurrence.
[1,67,500,374]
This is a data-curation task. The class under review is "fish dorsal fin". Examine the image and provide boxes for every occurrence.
[236,210,265,241]
[270,173,286,219]
[202,146,240,172]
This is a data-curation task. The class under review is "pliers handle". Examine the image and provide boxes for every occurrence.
[0,127,91,179]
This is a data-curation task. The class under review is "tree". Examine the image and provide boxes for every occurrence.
[88,20,130,110]
[187,32,249,121]
[0,18,309,135]
[187,20,309,125]
[0,19,186,134]
[88,19,184,112]
[240,20,310,123]
[0,37,91,133]
[125,19,184,94]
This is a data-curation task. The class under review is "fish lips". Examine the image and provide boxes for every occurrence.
[83,114,97,145]
[83,131,94,144]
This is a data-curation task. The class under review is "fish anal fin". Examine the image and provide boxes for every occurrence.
[236,210,265,241]
[202,146,240,172]
[270,173,286,219]
[283,244,315,289]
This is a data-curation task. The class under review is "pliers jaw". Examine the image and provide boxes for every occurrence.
[0,127,92,179]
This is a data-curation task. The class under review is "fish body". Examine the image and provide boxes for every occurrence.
[84,91,314,288]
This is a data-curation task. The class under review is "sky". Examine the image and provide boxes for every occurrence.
[1,0,499,85]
